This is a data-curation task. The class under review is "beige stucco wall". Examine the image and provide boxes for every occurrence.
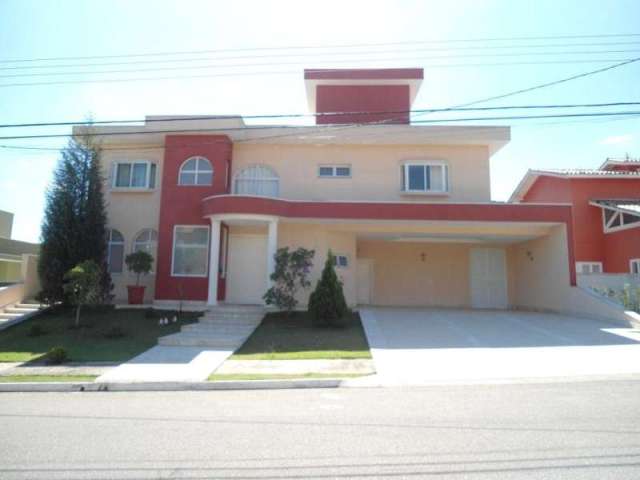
[232,143,491,202]
[100,148,163,302]
[0,210,13,238]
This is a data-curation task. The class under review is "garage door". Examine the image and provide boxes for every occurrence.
[469,247,508,309]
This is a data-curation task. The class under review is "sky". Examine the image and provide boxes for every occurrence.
[0,0,639,242]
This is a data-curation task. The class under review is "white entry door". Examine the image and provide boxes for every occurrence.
[226,234,267,305]
[469,248,508,309]
[356,259,374,305]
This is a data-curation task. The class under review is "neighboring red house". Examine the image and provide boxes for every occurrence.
[510,157,640,275]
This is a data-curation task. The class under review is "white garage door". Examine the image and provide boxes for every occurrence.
[469,247,508,309]
[226,234,267,305]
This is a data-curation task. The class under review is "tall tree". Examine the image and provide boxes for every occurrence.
[38,134,112,304]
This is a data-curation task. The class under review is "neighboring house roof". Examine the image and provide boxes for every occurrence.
[509,168,640,202]
[589,199,640,215]
[599,156,640,170]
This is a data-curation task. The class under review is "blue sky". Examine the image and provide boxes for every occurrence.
[0,0,639,242]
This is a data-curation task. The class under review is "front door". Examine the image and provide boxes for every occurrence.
[356,259,374,305]
[469,247,508,309]
[226,234,267,304]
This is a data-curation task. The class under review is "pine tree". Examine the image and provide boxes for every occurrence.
[38,135,112,304]
[308,250,348,327]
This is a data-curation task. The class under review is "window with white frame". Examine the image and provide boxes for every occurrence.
[319,165,351,178]
[576,261,603,274]
[171,226,210,277]
[333,254,349,268]
[178,156,213,186]
[401,162,449,193]
[107,229,125,273]
[631,259,640,275]
[132,229,158,272]
[602,207,640,232]
[113,162,156,189]
[234,165,279,197]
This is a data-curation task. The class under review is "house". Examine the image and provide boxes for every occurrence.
[509,157,640,277]
[74,68,621,319]
[0,209,41,326]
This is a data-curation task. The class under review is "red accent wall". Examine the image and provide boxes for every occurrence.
[315,85,410,125]
[155,135,232,301]
[522,175,640,272]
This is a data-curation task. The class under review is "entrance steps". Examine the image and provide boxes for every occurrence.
[0,301,43,331]
[158,304,265,349]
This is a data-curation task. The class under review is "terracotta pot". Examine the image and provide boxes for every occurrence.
[127,285,145,305]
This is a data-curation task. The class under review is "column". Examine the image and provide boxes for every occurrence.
[207,218,221,306]
[266,219,279,294]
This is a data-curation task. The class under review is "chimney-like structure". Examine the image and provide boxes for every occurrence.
[304,68,424,125]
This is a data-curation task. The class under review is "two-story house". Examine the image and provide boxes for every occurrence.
[510,157,640,276]
[75,68,617,319]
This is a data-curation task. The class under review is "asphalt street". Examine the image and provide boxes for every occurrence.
[2,379,640,479]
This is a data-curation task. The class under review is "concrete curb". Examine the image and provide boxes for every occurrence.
[0,379,342,393]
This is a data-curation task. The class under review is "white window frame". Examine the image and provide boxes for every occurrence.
[576,261,603,274]
[318,165,352,178]
[107,229,125,274]
[630,259,640,275]
[178,156,214,186]
[233,165,280,197]
[132,228,158,274]
[171,225,210,278]
[112,161,156,190]
[602,207,640,233]
[333,254,349,269]
[401,161,449,194]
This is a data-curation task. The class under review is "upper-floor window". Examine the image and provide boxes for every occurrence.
[113,162,156,189]
[602,207,640,233]
[234,165,279,197]
[133,228,158,273]
[319,165,351,178]
[401,162,448,194]
[179,156,213,186]
[107,229,125,273]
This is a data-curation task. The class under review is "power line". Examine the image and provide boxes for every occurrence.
[1,101,639,129]
[3,50,639,80]
[3,32,640,64]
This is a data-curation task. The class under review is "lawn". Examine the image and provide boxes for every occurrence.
[231,311,371,360]
[0,307,201,363]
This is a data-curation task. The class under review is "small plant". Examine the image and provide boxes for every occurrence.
[264,247,315,313]
[308,250,349,328]
[27,324,47,337]
[104,325,126,339]
[63,260,103,328]
[46,346,69,365]
[125,251,153,286]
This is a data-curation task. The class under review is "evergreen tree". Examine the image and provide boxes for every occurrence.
[308,250,348,327]
[38,135,112,304]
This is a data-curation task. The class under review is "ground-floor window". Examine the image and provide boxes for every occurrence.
[333,254,349,268]
[107,229,125,273]
[171,225,210,277]
[630,259,640,275]
[576,261,603,274]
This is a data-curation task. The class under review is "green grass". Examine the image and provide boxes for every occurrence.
[230,311,371,360]
[0,375,97,383]
[0,307,200,363]
[209,373,366,381]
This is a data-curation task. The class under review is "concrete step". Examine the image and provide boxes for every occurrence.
[16,303,42,309]
[0,313,21,320]
[5,307,38,314]
[207,305,265,314]
[199,319,263,327]
[202,311,265,320]
[158,332,249,348]
[181,324,257,335]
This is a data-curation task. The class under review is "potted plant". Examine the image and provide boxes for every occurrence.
[124,251,153,304]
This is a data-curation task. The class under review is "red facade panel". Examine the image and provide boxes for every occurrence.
[603,227,640,273]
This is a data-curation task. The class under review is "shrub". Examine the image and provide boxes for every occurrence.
[104,326,126,339]
[308,250,348,327]
[27,324,47,337]
[125,251,153,285]
[63,260,103,328]
[46,346,69,365]
[263,247,315,313]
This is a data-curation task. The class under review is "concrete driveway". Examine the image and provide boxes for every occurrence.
[358,307,640,385]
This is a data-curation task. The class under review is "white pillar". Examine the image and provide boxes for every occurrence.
[266,219,279,294]
[207,219,221,306]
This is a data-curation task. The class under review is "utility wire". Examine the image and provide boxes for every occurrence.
[3,32,640,63]
[1,102,639,129]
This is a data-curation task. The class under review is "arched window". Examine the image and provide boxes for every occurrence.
[107,229,125,273]
[178,156,213,186]
[234,165,279,197]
